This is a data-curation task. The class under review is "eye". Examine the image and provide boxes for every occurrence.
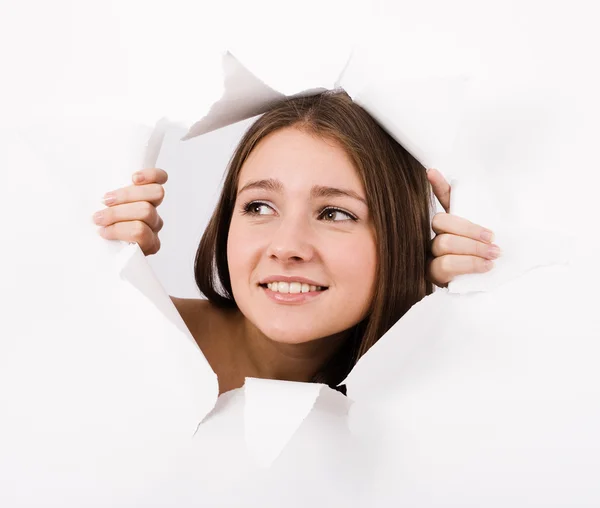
[318,207,358,222]
[242,201,275,216]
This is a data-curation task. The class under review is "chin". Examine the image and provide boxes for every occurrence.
[259,325,320,345]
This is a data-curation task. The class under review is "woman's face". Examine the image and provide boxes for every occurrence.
[227,127,377,345]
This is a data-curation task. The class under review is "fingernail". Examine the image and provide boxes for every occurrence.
[483,260,494,271]
[133,172,144,184]
[93,211,104,224]
[488,244,501,259]
[480,230,494,243]
[102,192,116,205]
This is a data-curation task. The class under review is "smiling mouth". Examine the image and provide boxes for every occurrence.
[259,282,328,294]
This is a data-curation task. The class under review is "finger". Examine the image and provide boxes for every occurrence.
[428,254,495,287]
[98,221,161,256]
[93,201,162,232]
[102,183,165,208]
[431,233,501,260]
[132,167,169,186]
[432,212,495,244]
[427,168,451,213]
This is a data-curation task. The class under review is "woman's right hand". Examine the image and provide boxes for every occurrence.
[92,168,168,256]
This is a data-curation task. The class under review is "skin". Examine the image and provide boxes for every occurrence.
[225,127,377,382]
[94,168,167,256]
[92,138,501,393]
[426,168,501,287]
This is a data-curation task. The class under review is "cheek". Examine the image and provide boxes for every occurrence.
[328,231,377,294]
[226,217,263,285]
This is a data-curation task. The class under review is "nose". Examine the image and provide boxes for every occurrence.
[265,213,315,264]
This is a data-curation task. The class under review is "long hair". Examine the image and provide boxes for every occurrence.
[195,90,434,386]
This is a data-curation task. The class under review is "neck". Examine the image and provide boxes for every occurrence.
[233,315,347,384]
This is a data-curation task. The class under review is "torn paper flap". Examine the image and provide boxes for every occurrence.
[180,50,471,173]
[0,115,219,450]
[337,44,472,170]
[243,378,326,468]
[183,52,326,141]
[142,117,170,169]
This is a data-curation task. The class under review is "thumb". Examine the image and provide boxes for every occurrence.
[427,168,451,213]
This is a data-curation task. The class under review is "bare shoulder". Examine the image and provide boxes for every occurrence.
[169,296,211,332]
[170,295,211,315]
[169,296,234,345]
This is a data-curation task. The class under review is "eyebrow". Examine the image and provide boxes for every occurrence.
[238,178,283,195]
[237,178,368,206]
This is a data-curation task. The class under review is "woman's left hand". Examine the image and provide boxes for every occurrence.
[426,168,501,288]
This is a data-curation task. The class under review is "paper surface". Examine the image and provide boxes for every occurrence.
[182,52,287,140]
[0,117,219,506]
[447,178,574,293]
[3,0,600,505]
[343,265,600,506]
[183,51,331,140]
[162,385,361,508]
[243,378,333,467]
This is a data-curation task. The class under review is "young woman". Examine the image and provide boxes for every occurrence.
[93,91,500,394]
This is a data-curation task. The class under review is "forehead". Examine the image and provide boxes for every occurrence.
[239,127,364,192]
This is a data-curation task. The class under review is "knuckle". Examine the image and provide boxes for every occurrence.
[155,168,168,183]
[154,184,165,201]
[438,255,452,275]
[436,233,453,254]
[140,201,155,220]
[431,257,451,285]
[152,237,161,255]
[131,221,147,241]
[431,212,446,231]
[430,237,442,257]
[145,236,160,256]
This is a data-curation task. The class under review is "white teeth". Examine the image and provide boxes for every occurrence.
[265,282,325,293]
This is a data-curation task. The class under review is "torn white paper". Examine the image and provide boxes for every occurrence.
[0,117,218,506]
[2,1,600,506]
[447,178,575,293]
[243,378,329,467]
[343,265,600,506]
[182,51,332,140]
[182,52,287,140]
[182,50,572,295]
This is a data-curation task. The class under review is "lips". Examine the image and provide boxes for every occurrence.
[260,283,327,305]
[258,275,328,288]
[257,275,329,304]
[261,281,326,294]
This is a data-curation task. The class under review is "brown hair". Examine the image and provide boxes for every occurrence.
[195,90,433,386]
